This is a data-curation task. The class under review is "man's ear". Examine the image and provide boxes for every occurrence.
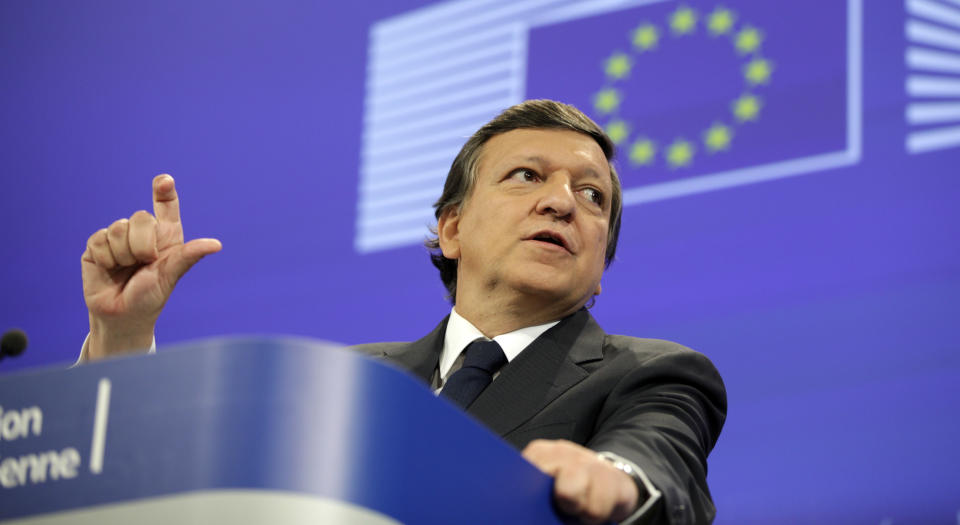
[437,205,462,260]
[594,282,602,296]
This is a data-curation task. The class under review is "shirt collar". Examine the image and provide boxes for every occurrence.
[439,307,560,380]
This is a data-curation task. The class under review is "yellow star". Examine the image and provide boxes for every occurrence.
[666,139,695,168]
[593,88,622,115]
[731,94,762,122]
[744,57,773,86]
[707,7,736,36]
[629,138,656,166]
[670,6,697,35]
[735,26,763,54]
[631,23,659,51]
[605,120,630,144]
[605,52,632,80]
[703,123,733,152]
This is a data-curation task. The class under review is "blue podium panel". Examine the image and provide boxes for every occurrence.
[0,339,563,524]
[5,491,403,525]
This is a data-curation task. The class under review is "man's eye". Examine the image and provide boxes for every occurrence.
[581,187,603,206]
[509,168,540,182]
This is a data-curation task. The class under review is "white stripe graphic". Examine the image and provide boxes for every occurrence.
[906,20,960,52]
[360,188,440,213]
[371,25,517,76]
[623,152,857,206]
[372,45,515,91]
[373,0,503,41]
[849,0,864,159]
[360,177,444,207]
[362,148,460,182]
[367,62,514,109]
[907,124,960,152]
[907,0,960,29]
[906,102,960,123]
[357,226,438,253]
[367,79,514,126]
[363,168,448,194]
[511,24,529,100]
[906,46,960,73]
[530,0,668,28]
[907,74,960,96]
[364,123,490,161]
[360,208,437,229]
[89,378,112,475]
[373,0,562,56]
[365,100,510,144]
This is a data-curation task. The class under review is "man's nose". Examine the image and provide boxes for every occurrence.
[535,175,576,220]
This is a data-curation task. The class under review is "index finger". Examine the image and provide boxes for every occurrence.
[152,173,181,225]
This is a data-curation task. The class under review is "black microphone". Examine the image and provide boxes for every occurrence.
[0,329,28,360]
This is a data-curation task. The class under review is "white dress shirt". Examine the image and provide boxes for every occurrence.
[76,334,155,365]
[434,307,558,392]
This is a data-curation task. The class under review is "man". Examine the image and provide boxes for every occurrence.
[80,100,726,524]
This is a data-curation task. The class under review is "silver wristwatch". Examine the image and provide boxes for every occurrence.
[597,451,664,524]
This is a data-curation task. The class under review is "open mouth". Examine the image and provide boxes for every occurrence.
[529,231,569,252]
[534,235,564,247]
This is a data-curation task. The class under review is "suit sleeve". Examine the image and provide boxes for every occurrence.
[586,341,727,525]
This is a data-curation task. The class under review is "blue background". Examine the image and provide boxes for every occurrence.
[1,1,958,523]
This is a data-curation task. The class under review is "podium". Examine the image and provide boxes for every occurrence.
[0,338,564,524]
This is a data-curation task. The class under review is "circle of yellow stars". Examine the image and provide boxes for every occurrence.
[592,5,774,170]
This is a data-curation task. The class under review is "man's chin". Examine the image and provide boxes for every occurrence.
[506,276,593,310]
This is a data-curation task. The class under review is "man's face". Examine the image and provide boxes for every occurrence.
[438,128,612,311]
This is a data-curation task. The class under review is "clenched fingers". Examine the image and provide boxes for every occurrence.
[85,228,117,269]
[103,212,159,269]
[106,218,136,266]
[128,210,159,262]
[553,464,593,518]
[523,439,638,524]
[565,464,634,524]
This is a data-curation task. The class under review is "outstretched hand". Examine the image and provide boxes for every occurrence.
[82,174,221,359]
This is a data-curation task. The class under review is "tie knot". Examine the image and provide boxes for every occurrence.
[462,339,507,374]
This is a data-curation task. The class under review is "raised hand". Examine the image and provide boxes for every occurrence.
[81,174,221,360]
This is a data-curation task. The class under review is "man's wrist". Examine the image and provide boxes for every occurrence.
[77,332,157,366]
[597,451,663,524]
[87,315,156,360]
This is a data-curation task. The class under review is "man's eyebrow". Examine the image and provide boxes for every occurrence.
[514,155,608,181]
[518,155,547,165]
[579,166,606,182]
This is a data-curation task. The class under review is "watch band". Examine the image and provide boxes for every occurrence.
[597,451,663,524]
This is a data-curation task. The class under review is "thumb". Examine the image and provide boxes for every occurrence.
[164,238,223,282]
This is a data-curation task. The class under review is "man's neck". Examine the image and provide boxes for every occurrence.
[453,288,584,338]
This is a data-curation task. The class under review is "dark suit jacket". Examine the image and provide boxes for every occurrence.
[352,309,726,525]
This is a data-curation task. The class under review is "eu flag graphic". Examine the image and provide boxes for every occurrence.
[358,0,861,251]
[526,1,858,204]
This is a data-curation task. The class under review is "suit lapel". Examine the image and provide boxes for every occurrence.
[468,310,605,437]
[379,316,448,384]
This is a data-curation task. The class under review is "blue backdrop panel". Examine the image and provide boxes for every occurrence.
[1,1,957,522]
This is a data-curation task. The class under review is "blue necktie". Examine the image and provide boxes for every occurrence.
[440,340,507,410]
